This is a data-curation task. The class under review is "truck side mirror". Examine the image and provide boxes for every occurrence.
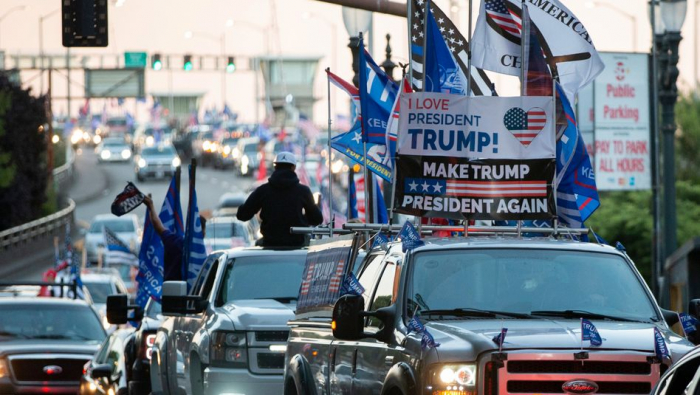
[332,295,365,341]
[161,281,207,315]
[106,294,128,325]
[661,308,680,327]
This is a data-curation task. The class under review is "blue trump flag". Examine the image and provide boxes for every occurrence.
[407,315,440,349]
[136,174,183,307]
[654,327,671,361]
[340,272,365,297]
[679,313,698,336]
[372,232,390,250]
[371,175,389,224]
[556,83,600,227]
[581,318,603,346]
[183,165,208,291]
[331,122,393,182]
[423,0,468,95]
[348,175,359,220]
[398,220,425,252]
[358,35,398,144]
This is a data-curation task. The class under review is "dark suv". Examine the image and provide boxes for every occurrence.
[0,284,106,394]
[285,236,698,395]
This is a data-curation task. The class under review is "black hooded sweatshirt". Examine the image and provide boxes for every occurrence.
[237,168,323,247]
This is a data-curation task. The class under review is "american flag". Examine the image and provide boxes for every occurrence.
[445,180,548,197]
[103,226,138,266]
[503,107,546,146]
[327,69,359,109]
[299,262,315,295]
[328,260,346,292]
[485,0,522,42]
[410,0,496,96]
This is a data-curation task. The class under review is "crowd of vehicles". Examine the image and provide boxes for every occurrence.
[8,224,700,394]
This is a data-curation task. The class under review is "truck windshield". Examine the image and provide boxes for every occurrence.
[0,304,106,342]
[219,255,307,303]
[409,249,658,322]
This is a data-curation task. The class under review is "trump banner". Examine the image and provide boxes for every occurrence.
[296,236,357,317]
[395,92,556,221]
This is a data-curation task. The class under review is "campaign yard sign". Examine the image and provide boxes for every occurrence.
[395,93,556,221]
[296,236,356,317]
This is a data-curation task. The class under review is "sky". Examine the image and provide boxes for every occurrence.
[0,0,697,125]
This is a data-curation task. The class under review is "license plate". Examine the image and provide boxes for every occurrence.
[156,171,164,178]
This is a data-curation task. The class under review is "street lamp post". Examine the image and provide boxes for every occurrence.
[657,0,686,267]
[0,5,26,49]
[39,9,60,94]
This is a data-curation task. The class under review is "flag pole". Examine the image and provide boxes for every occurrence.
[520,0,526,95]
[359,32,373,224]
[326,68,334,236]
[466,0,473,96]
[418,0,430,234]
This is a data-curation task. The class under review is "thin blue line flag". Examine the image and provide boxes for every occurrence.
[581,318,603,346]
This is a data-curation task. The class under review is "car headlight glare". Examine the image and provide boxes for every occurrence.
[71,133,82,144]
[101,150,111,159]
[172,157,181,167]
[146,136,155,146]
[436,364,476,387]
[223,145,231,155]
[0,358,7,378]
[241,155,249,166]
[121,149,131,159]
[138,158,147,168]
[203,141,211,151]
[93,135,102,144]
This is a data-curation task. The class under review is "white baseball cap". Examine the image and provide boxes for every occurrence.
[273,151,297,165]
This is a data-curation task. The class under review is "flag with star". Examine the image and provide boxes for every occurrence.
[423,2,468,95]
[409,0,496,96]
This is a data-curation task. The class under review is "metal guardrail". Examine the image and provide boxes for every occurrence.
[53,144,75,191]
[0,198,75,250]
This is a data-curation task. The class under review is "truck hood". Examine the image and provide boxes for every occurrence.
[0,339,100,357]
[418,319,692,362]
[220,299,295,331]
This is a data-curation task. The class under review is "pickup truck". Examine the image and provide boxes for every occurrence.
[284,236,698,395]
[150,247,308,395]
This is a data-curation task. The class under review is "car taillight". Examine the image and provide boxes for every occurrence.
[141,332,156,361]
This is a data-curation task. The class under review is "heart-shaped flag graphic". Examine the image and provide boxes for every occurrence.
[503,107,547,147]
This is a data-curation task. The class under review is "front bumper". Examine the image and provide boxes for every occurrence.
[203,367,282,395]
[0,378,79,394]
[137,166,175,179]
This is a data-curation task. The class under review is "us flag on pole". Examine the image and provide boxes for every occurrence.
[503,107,547,146]
[409,0,495,96]
[485,0,522,43]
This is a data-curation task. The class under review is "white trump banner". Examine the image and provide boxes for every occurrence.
[398,92,556,159]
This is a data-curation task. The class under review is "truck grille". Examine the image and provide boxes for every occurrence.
[494,352,661,394]
[255,331,288,342]
[10,356,90,383]
[257,353,285,369]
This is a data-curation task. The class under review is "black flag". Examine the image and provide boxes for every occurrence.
[110,182,145,216]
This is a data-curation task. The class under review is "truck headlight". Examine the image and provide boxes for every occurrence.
[138,158,147,168]
[211,331,247,368]
[0,358,7,378]
[431,364,476,392]
[121,149,131,159]
[101,150,111,160]
[172,157,181,167]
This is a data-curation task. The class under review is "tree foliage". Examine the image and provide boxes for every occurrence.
[0,72,49,231]
[587,94,700,285]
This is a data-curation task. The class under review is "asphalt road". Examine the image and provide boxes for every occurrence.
[73,148,255,229]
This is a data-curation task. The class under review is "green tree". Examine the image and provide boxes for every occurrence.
[0,72,49,230]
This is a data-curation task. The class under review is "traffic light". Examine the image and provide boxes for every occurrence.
[183,55,193,71]
[62,0,108,47]
[152,54,163,71]
[226,57,236,73]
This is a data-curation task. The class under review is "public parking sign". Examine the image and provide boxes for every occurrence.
[124,52,147,68]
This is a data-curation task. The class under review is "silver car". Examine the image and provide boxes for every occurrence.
[96,137,132,162]
[134,144,181,181]
[84,214,140,264]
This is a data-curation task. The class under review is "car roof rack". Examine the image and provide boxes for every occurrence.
[292,221,587,237]
[0,279,79,299]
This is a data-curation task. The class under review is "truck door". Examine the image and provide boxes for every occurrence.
[354,258,402,395]
[172,253,222,394]
[329,252,385,395]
